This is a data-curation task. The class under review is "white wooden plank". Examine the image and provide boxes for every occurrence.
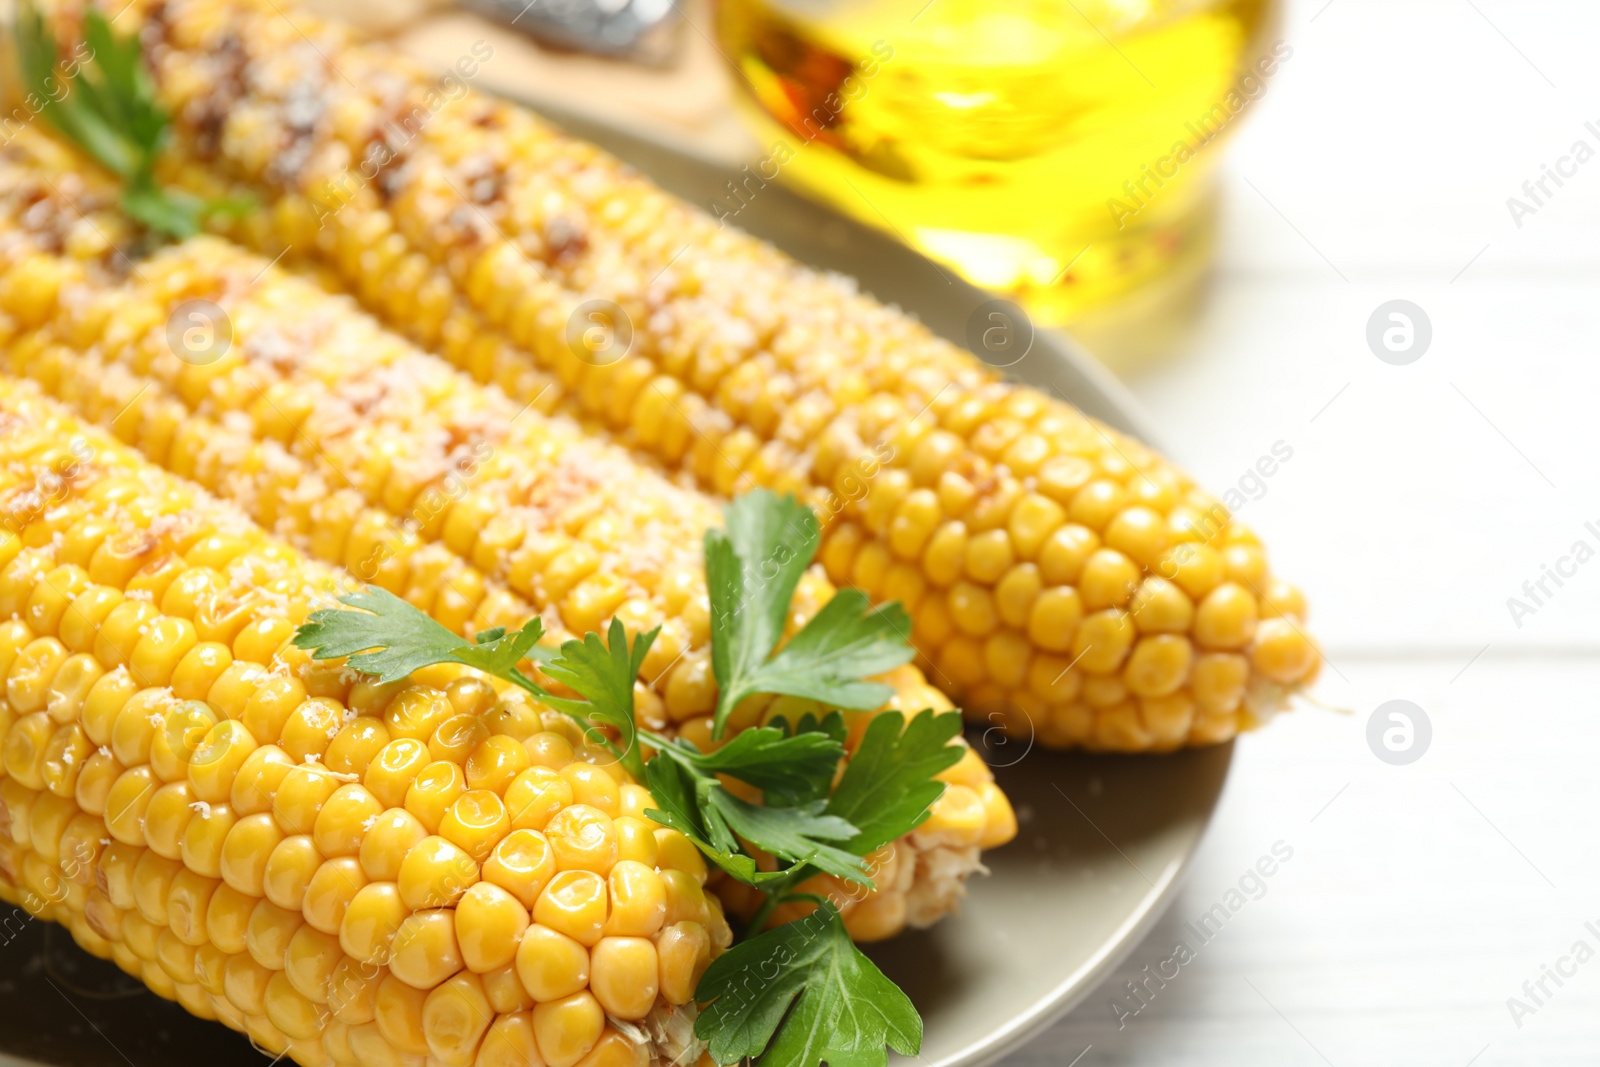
[1000,655,1600,1066]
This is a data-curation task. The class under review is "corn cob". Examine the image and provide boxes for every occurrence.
[43,0,1325,751]
[0,378,738,1067]
[0,128,1017,939]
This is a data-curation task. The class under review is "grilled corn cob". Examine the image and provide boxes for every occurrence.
[0,127,1017,938]
[42,0,1324,751]
[0,378,735,1067]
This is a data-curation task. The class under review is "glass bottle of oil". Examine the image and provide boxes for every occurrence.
[715,0,1282,345]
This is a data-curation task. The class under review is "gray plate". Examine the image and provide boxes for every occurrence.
[0,107,1231,1067]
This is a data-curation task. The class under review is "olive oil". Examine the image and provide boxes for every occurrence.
[715,0,1280,330]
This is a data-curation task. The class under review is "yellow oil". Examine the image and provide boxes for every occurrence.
[715,0,1281,330]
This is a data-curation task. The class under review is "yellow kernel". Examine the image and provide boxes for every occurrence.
[947,581,998,637]
[477,1012,540,1067]
[339,881,407,966]
[523,731,576,771]
[887,488,940,560]
[516,921,591,1001]
[982,630,1032,689]
[279,698,346,763]
[188,719,257,805]
[389,909,463,990]
[229,744,294,816]
[1130,576,1194,634]
[613,816,659,867]
[327,954,382,1024]
[303,856,367,935]
[325,718,391,778]
[1160,542,1224,599]
[1250,617,1318,683]
[1037,522,1098,587]
[1223,542,1267,587]
[921,521,967,588]
[1194,583,1259,650]
[652,829,707,885]
[1260,579,1307,620]
[384,686,453,742]
[455,881,529,973]
[374,972,432,1055]
[558,763,620,816]
[1078,549,1140,611]
[963,529,1014,584]
[404,760,467,834]
[359,807,429,881]
[180,799,238,878]
[1067,480,1128,531]
[532,991,604,1067]
[1026,587,1083,652]
[265,970,322,1040]
[422,971,493,1064]
[247,897,303,970]
[659,869,710,928]
[438,789,511,864]
[466,734,531,794]
[273,764,343,836]
[533,869,609,946]
[399,835,479,910]
[655,921,711,1005]
[589,937,658,1020]
[1071,610,1134,674]
[482,828,556,909]
[283,923,342,1003]
[605,860,666,938]
[263,834,323,911]
[1191,652,1249,714]
[545,804,618,874]
[1104,506,1170,569]
[364,738,430,810]
[1123,635,1195,698]
[204,883,255,954]
[1008,492,1066,560]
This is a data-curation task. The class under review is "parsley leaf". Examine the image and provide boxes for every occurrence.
[293,587,546,682]
[535,618,657,778]
[673,726,844,807]
[695,902,922,1067]
[749,590,914,713]
[704,791,867,886]
[15,4,251,239]
[826,709,965,855]
[643,754,866,886]
[707,491,916,737]
[706,490,818,735]
[783,710,848,745]
[641,758,783,886]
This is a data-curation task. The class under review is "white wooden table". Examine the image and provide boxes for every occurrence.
[1006,1,1600,1063]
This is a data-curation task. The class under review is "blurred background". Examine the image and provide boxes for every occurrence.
[310,0,1600,1061]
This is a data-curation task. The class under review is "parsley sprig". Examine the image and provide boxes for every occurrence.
[294,490,966,1067]
[15,4,249,239]
[707,492,916,738]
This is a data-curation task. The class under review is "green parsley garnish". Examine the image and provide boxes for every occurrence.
[293,490,966,1067]
[14,4,249,239]
[706,491,916,738]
